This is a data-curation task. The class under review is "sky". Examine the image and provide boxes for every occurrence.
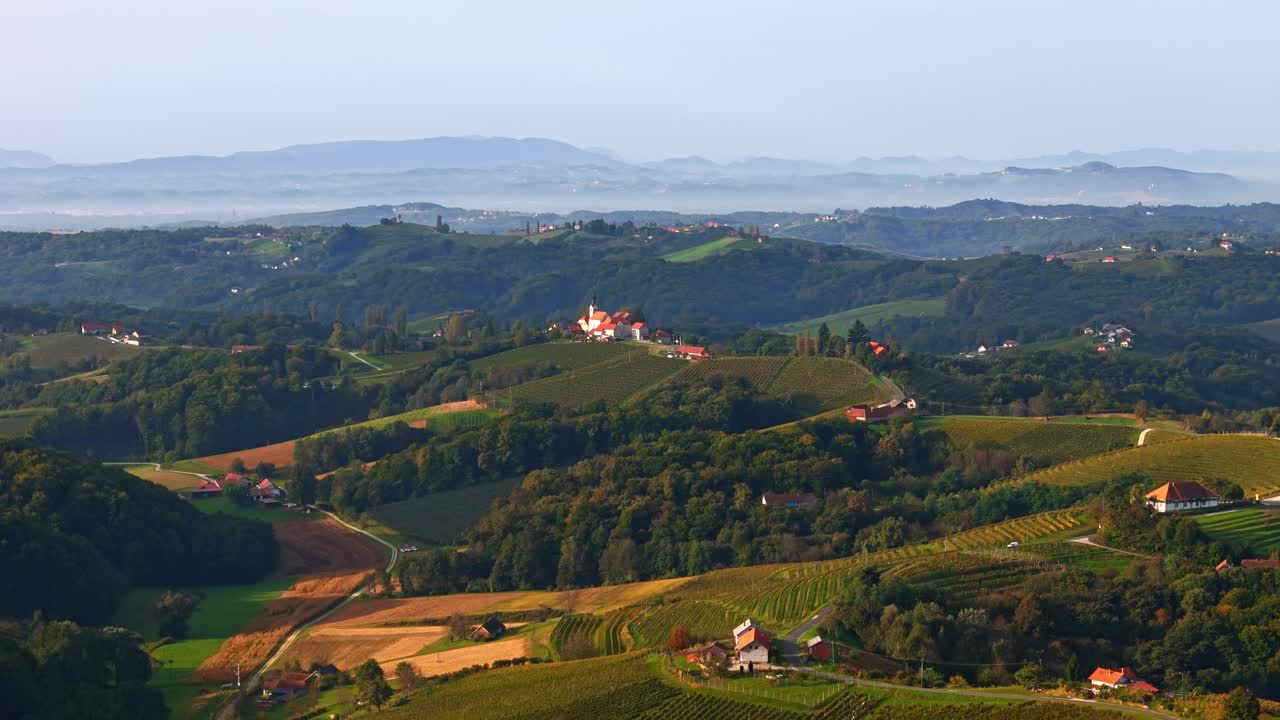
[3,0,1278,164]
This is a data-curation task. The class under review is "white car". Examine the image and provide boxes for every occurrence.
[1006,541,1020,548]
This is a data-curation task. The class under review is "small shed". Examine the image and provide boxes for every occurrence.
[806,635,833,662]
[472,616,506,641]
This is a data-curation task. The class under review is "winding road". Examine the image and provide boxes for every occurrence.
[213,508,398,720]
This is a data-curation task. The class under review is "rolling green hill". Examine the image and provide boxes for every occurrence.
[919,416,1140,465]
[470,341,634,373]
[661,235,756,262]
[1003,434,1280,497]
[770,298,945,335]
[765,357,890,414]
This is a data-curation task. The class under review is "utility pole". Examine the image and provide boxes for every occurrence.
[236,663,241,688]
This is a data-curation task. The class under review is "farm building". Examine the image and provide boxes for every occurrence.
[80,322,109,335]
[472,616,506,641]
[190,479,222,499]
[686,641,731,667]
[631,322,650,340]
[846,397,917,423]
[1144,481,1220,513]
[867,341,888,357]
[1088,666,1157,693]
[806,635,833,662]
[262,671,315,702]
[732,619,772,666]
[654,330,673,344]
[761,492,816,508]
[674,344,711,360]
[251,478,286,505]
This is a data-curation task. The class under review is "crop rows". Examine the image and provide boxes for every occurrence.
[933,418,1137,465]
[1003,434,1280,497]
[507,354,684,410]
[597,608,638,655]
[665,356,789,391]
[628,601,739,648]
[1196,508,1280,554]
[469,341,630,373]
[765,357,887,413]
[941,510,1086,549]
[869,702,1128,720]
[550,613,603,655]
[641,688,876,720]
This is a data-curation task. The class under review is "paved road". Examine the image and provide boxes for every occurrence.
[780,605,836,665]
[214,508,397,720]
[348,351,380,370]
[1137,428,1153,446]
[878,374,906,402]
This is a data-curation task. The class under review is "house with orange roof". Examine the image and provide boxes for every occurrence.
[1144,481,1219,513]
[732,619,772,665]
[576,294,633,340]
[1088,666,1158,694]
[190,479,222,499]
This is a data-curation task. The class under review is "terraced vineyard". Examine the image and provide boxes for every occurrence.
[642,688,876,720]
[597,608,639,655]
[470,342,632,373]
[627,601,739,648]
[764,357,889,414]
[662,356,789,391]
[551,613,604,656]
[1004,434,1280,496]
[887,552,1042,600]
[1197,508,1280,555]
[925,417,1138,465]
[505,354,683,410]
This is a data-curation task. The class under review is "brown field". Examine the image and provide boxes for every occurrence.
[188,518,385,683]
[274,517,386,576]
[126,465,201,491]
[283,625,449,670]
[384,636,532,678]
[322,577,685,628]
[197,439,297,472]
[189,571,371,684]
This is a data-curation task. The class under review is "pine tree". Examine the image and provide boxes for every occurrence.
[817,322,831,355]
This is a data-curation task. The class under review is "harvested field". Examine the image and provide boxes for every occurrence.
[126,465,202,491]
[197,439,296,472]
[385,636,531,678]
[284,625,449,670]
[188,571,370,683]
[323,577,685,628]
[274,517,386,576]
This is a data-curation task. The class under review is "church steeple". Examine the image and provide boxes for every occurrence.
[589,289,598,316]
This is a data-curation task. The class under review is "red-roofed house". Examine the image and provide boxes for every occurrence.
[867,341,888,357]
[251,478,286,505]
[846,398,917,423]
[1144,481,1220,513]
[806,635,833,661]
[222,472,245,484]
[1088,666,1157,693]
[190,479,222,499]
[761,492,816,508]
[631,322,650,341]
[675,344,711,360]
[654,330,673,344]
[80,322,109,335]
[262,671,316,702]
[1102,256,1117,263]
[733,620,772,665]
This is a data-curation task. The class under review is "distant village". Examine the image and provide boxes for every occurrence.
[79,321,150,346]
[547,295,712,360]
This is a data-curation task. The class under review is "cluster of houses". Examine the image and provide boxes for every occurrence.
[188,473,288,507]
[962,339,1018,358]
[684,618,833,673]
[845,397,917,423]
[1083,323,1134,352]
[564,296,710,360]
[80,322,150,346]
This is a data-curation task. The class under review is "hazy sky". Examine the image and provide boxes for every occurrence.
[4,0,1278,164]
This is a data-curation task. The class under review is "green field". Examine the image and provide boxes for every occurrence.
[660,356,789,392]
[470,341,633,373]
[367,477,521,545]
[0,407,51,437]
[112,578,294,720]
[501,353,684,410]
[661,236,753,263]
[770,298,946,335]
[324,404,500,435]
[1197,508,1280,555]
[190,496,317,523]
[765,357,890,415]
[17,332,142,369]
[1002,434,1280,497]
[919,416,1139,465]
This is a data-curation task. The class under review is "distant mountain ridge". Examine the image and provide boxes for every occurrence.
[0,148,54,169]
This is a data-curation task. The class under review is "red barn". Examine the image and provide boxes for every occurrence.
[806,635,833,661]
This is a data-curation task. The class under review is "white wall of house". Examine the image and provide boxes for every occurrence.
[738,643,769,664]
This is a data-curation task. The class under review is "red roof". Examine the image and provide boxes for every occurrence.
[223,472,244,483]
[80,322,108,332]
[192,479,221,493]
[631,322,646,329]
[1088,666,1151,689]
[1145,481,1219,503]
[257,478,276,491]
[735,626,772,651]
[868,341,887,356]
[676,345,709,357]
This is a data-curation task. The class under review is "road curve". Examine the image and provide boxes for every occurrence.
[214,508,397,720]
[1137,428,1153,446]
